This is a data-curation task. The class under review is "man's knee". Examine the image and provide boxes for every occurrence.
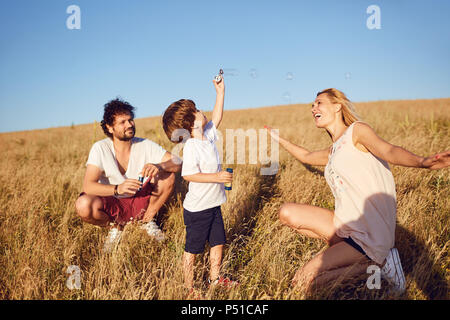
[75,195,98,220]
[75,196,89,217]
[151,172,175,197]
[159,172,175,192]
[166,172,175,188]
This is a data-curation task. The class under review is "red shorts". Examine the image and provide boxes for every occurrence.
[79,180,153,226]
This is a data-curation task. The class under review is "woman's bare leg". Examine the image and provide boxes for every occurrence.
[293,240,372,292]
[279,202,373,292]
[279,203,340,245]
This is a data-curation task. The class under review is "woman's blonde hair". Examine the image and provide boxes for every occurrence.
[316,88,361,126]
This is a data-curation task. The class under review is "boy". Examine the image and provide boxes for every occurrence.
[162,75,237,293]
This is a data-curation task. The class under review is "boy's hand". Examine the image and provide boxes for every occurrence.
[213,77,225,95]
[215,170,233,183]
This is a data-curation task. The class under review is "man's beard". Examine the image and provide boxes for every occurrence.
[115,127,135,141]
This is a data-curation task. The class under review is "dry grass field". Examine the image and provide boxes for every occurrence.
[0,98,449,300]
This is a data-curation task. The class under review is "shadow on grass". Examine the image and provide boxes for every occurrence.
[221,168,278,279]
[301,163,324,177]
[155,171,186,227]
[395,225,448,299]
[227,171,277,242]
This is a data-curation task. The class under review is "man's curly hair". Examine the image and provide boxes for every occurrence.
[100,98,135,138]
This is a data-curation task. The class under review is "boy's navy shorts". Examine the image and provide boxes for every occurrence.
[183,206,226,254]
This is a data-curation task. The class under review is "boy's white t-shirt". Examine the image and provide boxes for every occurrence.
[181,121,226,212]
[86,137,167,198]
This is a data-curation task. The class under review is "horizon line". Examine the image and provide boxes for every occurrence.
[1,96,449,135]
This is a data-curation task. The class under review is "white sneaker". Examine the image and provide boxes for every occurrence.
[103,227,123,253]
[381,248,406,295]
[141,220,165,242]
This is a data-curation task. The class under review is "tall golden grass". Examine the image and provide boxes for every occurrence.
[0,98,449,300]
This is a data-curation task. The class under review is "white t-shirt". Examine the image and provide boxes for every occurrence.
[181,121,226,212]
[86,137,167,198]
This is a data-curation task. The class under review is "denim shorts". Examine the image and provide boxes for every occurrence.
[183,206,226,254]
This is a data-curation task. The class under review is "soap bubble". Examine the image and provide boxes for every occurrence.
[282,91,291,103]
[222,68,239,77]
[249,68,258,79]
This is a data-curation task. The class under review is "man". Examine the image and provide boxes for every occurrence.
[75,98,181,252]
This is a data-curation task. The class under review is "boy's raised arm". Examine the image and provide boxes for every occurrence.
[211,77,225,129]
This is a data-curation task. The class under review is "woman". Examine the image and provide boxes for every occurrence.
[265,88,449,294]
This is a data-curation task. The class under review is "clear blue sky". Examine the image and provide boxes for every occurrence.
[1,0,449,133]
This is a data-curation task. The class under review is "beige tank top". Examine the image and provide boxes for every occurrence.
[325,121,396,264]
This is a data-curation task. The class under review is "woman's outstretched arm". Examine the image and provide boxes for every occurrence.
[353,122,450,169]
[264,126,330,166]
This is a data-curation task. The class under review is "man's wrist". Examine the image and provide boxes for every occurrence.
[114,184,119,196]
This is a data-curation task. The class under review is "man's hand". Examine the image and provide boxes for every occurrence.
[117,179,142,196]
[141,163,161,180]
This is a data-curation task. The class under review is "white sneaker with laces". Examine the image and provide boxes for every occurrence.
[141,220,165,242]
[381,247,406,295]
[103,227,123,253]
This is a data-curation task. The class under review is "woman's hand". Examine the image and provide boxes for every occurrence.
[264,125,280,142]
[420,150,450,170]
